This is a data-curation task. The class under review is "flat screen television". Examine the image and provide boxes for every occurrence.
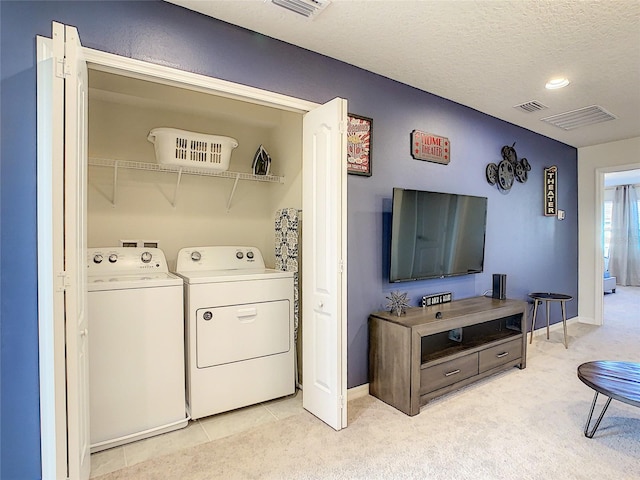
[389,188,488,282]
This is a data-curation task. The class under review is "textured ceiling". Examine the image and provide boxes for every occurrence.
[166,0,640,149]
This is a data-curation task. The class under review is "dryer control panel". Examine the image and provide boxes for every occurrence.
[175,246,265,272]
[87,247,170,276]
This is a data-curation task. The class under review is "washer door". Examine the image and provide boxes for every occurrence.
[196,300,291,368]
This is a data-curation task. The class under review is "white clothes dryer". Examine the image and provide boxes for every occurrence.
[175,246,295,420]
[87,247,187,452]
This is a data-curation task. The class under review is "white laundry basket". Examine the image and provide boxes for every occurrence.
[147,128,238,171]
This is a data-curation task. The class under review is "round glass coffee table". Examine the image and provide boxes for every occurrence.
[528,292,573,349]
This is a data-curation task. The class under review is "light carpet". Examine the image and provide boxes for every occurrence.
[96,287,640,480]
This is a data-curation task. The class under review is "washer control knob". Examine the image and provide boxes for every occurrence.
[93,254,103,264]
[108,254,118,263]
[246,251,254,260]
[236,251,244,259]
[191,251,201,262]
[140,251,152,264]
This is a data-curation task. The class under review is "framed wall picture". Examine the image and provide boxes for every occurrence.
[346,114,372,176]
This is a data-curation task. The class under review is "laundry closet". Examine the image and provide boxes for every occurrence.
[85,67,308,442]
[37,23,347,475]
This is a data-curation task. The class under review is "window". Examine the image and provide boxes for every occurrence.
[603,190,640,262]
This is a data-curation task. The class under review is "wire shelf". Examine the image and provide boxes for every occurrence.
[88,157,285,211]
[88,157,284,183]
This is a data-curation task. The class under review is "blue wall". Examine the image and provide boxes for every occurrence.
[0,1,578,478]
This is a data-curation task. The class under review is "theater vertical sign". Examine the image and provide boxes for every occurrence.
[544,166,557,216]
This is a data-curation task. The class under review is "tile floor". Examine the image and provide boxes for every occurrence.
[90,391,303,478]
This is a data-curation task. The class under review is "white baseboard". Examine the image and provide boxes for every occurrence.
[347,383,369,401]
[530,315,581,338]
[574,315,602,326]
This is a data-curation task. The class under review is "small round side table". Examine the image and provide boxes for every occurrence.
[528,292,573,349]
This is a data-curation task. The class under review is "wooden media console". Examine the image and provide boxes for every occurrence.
[369,296,527,416]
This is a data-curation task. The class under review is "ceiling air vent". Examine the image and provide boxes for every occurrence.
[541,105,617,130]
[514,100,548,113]
[271,0,331,18]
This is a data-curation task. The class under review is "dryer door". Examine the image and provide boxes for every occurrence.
[196,300,291,368]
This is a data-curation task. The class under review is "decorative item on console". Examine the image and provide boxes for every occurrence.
[492,273,507,300]
[410,130,450,165]
[448,328,463,343]
[421,292,452,307]
[386,291,411,316]
[347,114,372,176]
[486,142,531,192]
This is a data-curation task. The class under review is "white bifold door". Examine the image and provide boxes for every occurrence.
[302,98,348,431]
[37,21,90,480]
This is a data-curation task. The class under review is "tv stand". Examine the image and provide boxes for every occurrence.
[369,296,527,416]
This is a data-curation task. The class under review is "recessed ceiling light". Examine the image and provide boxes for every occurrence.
[545,78,570,90]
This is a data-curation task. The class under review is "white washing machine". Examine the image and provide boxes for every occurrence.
[87,247,188,452]
[175,246,295,420]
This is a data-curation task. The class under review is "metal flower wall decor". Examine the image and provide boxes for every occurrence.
[386,291,411,317]
[486,143,531,192]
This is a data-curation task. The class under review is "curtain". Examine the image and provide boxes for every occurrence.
[609,185,640,286]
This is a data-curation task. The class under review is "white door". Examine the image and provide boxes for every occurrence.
[38,21,90,480]
[61,23,91,480]
[302,97,348,430]
[36,26,67,480]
